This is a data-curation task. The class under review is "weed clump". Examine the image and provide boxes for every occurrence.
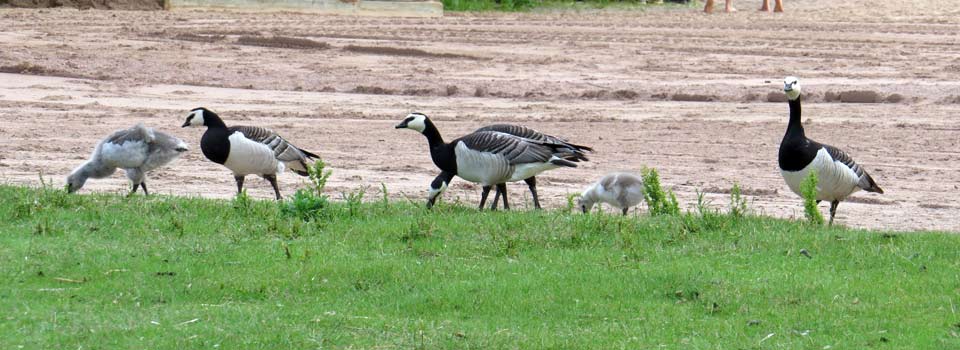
[641,167,680,216]
[729,183,748,218]
[281,160,332,220]
[800,171,823,225]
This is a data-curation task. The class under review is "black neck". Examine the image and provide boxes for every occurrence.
[778,94,819,171]
[204,111,228,129]
[421,118,445,149]
[784,96,804,139]
[420,119,456,173]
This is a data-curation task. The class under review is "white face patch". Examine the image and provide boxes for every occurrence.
[783,76,802,100]
[405,114,427,133]
[185,109,205,127]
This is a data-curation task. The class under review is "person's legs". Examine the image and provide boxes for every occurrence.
[725,0,736,12]
[704,0,714,13]
[760,0,770,11]
[773,0,783,12]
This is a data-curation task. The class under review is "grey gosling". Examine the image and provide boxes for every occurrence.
[67,123,188,195]
[578,172,645,215]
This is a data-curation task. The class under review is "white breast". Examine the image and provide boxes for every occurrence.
[223,132,283,176]
[781,148,861,202]
[454,142,512,186]
[99,140,149,169]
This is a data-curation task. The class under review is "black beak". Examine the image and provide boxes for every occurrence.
[181,120,190,128]
[395,122,407,129]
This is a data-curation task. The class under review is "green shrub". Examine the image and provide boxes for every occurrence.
[729,183,748,219]
[307,159,332,198]
[281,159,332,220]
[341,186,367,217]
[800,171,823,225]
[641,167,680,216]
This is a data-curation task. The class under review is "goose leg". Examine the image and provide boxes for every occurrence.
[125,168,145,197]
[496,183,509,210]
[140,182,149,196]
[525,177,541,209]
[479,186,492,210]
[490,186,501,210]
[621,207,629,216]
[263,174,282,200]
[829,200,839,226]
[235,175,246,195]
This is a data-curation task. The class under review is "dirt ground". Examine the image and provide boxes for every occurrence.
[1,0,958,232]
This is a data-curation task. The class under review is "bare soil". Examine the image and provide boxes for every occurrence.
[1,0,959,232]
[1,0,161,10]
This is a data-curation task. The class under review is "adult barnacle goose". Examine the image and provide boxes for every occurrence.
[182,107,319,200]
[778,76,883,225]
[67,123,188,195]
[474,123,592,209]
[396,112,584,209]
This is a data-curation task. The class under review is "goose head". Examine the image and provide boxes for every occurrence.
[783,76,801,101]
[576,195,594,213]
[395,112,428,133]
[65,171,86,194]
[182,107,213,128]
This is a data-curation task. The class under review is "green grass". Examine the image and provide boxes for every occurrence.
[1,184,959,349]
[441,0,696,13]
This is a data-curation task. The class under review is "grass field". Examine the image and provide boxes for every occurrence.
[1,182,958,349]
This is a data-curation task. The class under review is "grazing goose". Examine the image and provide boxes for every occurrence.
[778,76,883,225]
[181,107,319,200]
[578,172,644,215]
[67,123,188,195]
[396,112,583,209]
[475,124,592,210]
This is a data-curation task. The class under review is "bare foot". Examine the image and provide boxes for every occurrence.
[725,6,737,13]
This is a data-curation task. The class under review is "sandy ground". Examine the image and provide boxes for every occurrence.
[1,0,959,232]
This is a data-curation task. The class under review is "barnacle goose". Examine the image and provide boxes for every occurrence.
[182,107,319,200]
[778,77,884,225]
[578,172,644,215]
[474,124,592,210]
[67,123,188,195]
[396,112,583,209]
